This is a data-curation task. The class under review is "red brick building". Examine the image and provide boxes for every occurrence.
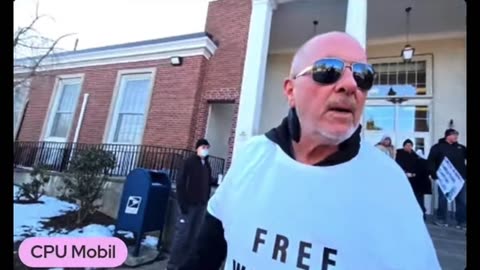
[14,0,252,168]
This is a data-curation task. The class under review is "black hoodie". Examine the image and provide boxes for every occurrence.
[427,138,467,180]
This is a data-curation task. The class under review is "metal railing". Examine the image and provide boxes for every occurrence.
[13,141,225,184]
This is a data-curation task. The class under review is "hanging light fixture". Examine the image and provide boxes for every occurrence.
[312,20,318,36]
[401,6,415,61]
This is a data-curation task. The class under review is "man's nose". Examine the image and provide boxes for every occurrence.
[334,67,358,95]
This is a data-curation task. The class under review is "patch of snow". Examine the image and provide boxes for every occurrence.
[117,230,135,239]
[61,224,114,237]
[14,186,78,242]
[142,236,158,248]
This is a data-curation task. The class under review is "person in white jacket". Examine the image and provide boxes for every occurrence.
[179,31,441,270]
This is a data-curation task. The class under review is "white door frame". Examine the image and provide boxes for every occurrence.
[362,98,433,153]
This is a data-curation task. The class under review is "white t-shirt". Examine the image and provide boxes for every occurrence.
[208,135,441,270]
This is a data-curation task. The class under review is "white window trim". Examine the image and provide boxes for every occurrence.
[14,36,217,73]
[14,78,31,140]
[103,68,157,145]
[361,99,434,153]
[368,54,433,99]
[40,74,85,142]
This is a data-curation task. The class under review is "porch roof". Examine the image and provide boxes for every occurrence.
[269,0,466,53]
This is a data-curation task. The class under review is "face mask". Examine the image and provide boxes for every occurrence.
[199,149,209,157]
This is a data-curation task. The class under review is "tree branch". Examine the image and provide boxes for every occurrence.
[14,1,75,89]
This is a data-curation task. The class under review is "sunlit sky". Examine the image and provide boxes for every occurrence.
[14,0,211,51]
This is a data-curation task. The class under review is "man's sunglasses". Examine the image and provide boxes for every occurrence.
[293,58,377,91]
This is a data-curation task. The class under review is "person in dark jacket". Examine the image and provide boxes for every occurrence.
[415,149,432,220]
[427,129,467,229]
[166,139,214,270]
[395,139,427,218]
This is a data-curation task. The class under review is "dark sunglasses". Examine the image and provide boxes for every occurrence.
[293,58,376,91]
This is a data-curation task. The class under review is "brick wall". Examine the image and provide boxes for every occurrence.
[18,57,206,150]
[194,0,252,167]
[142,56,207,148]
[17,74,57,142]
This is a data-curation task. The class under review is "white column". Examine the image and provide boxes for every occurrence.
[345,0,367,49]
[72,93,90,144]
[232,0,276,162]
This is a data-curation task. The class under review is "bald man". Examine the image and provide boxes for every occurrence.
[177,32,440,270]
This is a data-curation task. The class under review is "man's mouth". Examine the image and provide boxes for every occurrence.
[328,106,354,114]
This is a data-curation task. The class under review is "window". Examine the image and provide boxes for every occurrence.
[368,58,431,98]
[45,77,82,141]
[364,56,433,154]
[14,80,30,139]
[107,72,154,144]
[397,105,430,132]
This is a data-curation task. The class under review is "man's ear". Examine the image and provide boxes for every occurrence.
[284,78,295,108]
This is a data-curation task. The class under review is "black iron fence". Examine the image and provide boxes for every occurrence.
[13,141,225,183]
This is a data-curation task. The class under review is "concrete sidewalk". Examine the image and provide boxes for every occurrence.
[428,223,466,269]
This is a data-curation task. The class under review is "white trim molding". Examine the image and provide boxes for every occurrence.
[367,31,466,46]
[255,0,277,10]
[14,36,217,74]
[268,31,466,54]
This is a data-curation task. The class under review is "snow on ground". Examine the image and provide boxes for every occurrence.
[117,230,159,248]
[142,235,159,248]
[117,230,135,239]
[13,185,113,242]
[14,185,78,242]
[56,224,115,237]
[14,185,159,250]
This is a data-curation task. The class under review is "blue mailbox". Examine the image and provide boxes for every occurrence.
[115,168,172,256]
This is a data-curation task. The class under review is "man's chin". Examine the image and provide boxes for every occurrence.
[316,124,357,145]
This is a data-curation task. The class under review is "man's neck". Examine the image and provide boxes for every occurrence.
[292,136,338,165]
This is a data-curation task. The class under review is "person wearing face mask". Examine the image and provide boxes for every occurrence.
[166,139,214,270]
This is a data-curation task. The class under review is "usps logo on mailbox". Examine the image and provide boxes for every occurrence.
[125,196,142,214]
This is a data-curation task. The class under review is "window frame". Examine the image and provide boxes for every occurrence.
[104,68,156,145]
[42,74,84,142]
[367,54,433,99]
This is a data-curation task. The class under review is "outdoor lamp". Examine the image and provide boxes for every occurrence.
[401,7,415,62]
[401,44,415,61]
[170,56,182,66]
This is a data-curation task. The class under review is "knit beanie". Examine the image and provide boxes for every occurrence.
[444,128,459,137]
[403,139,413,146]
[195,138,210,149]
